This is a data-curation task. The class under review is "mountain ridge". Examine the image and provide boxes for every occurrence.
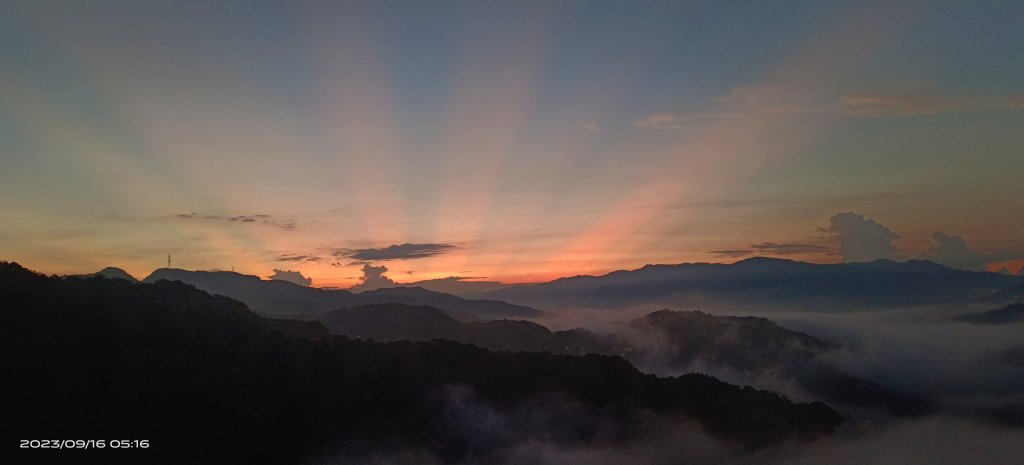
[142,268,546,320]
[473,257,1023,311]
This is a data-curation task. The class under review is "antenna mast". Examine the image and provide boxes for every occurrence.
[167,253,172,269]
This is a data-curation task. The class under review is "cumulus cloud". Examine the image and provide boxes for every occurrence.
[268,269,312,286]
[334,243,456,261]
[350,264,397,291]
[922,232,989,271]
[920,232,1024,272]
[828,212,902,263]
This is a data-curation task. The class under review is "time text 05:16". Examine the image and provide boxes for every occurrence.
[20,439,150,449]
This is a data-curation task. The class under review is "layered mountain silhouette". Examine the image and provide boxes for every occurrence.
[142,268,545,320]
[954,303,1024,324]
[321,303,607,354]
[472,257,1023,311]
[320,304,932,416]
[4,261,845,464]
[982,283,1024,304]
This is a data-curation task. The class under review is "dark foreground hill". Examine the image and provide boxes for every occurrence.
[3,262,844,464]
[142,268,545,320]
[475,257,1022,311]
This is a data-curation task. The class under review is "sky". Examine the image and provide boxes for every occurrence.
[1,0,1022,288]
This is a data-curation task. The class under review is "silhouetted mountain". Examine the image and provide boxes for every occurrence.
[319,304,931,417]
[3,261,845,463]
[322,303,467,341]
[475,257,1023,311]
[357,286,546,319]
[94,266,139,281]
[982,283,1024,304]
[142,268,544,320]
[615,310,837,372]
[65,266,140,282]
[953,303,1024,324]
[608,310,933,417]
[394,276,510,296]
[320,303,607,355]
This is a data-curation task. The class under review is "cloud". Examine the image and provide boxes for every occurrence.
[713,85,767,105]
[634,86,828,130]
[350,264,397,291]
[838,87,1024,118]
[920,231,1024,272]
[839,90,971,118]
[579,121,601,133]
[923,232,988,271]
[751,242,828,255]
[276,254,322,263]
[710,242,827,259]
[828,212,902,263]
[175,212,220,220]
[334,243,456,261]
[268,269,312,286]
[632,112,687,129]
[635,86,1022,130]
[172,212,296,230]
[709,249,754,258]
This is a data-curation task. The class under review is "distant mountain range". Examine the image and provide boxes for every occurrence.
[471,257,1024,311]
[141,268,546,320]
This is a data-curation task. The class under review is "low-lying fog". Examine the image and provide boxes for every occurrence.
[498,301,1024,465]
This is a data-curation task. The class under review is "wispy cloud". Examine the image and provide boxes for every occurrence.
[709,249,754,258]
[710,242,827,259]
[333,243,457,261]
[632,112,687,129]
[839,90,972,118]
[172,212,296,230]
[635,86,1023,129]
[750,242,828,255]
[276,254,323,263]
[579,121,601,133]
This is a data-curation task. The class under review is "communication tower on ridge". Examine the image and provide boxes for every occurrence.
[167,254,172,269]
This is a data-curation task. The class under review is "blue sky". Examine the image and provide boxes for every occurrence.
[2,0,1022,286]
